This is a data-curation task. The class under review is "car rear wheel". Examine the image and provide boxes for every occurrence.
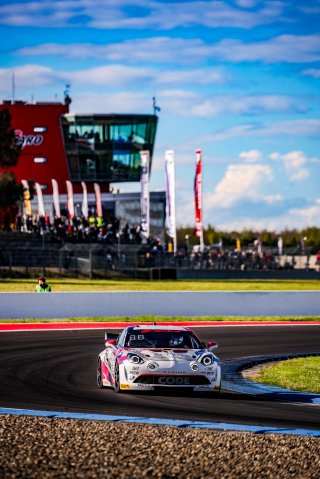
[113,363,121,393]
[97,359,106,389]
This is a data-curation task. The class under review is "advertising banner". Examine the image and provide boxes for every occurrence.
[35,182,45,217]
[94,183,103,218]
[165,149,177,253]
[21,179,32,216]
[194,149,203,248]
[81,181,88,219]
[139,150,150,239]
[66,180,75,219]
[51,179,61,218]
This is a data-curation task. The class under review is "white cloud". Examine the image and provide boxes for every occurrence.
[69,65,154,86]
[175,163,296,230]
[163,154,318,231]
[52,86,303,118]
[0,64,225,96]
[15,34,320,65]
[264,194,283,204]
[206,164,274,209]
[302,68,320,78]
[201,196,320,232]
[68,86,306,119]
[207,198,320,232]
[157,69,225,85]
[209,35,320,63]
[190,95,303,117]
[15,38,210,65]
[270,150,310,182]
[0,0,286,30]
[290,198,320,226]
[0,62,308,118]
[239,149,261,162]
[81,90,306,117]
[201,119,320,143]
[72,91,151,114]
[235,0,257,7]
[0,64,61,89]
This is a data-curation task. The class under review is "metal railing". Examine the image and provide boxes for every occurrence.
[0,244,319,279]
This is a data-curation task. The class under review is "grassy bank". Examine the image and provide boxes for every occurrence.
[250,356,320,394]
[1,278,320,292]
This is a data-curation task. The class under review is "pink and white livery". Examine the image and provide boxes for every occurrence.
[97,325,221,393]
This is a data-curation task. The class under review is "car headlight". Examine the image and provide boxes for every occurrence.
[127,353,144,364]
[147,362,158,370]
[190,362,199,371]
[201,355,214,366]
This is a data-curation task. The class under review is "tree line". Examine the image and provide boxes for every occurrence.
[176,226,320,254]
[0,108,24,212]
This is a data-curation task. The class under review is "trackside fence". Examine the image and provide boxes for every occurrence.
[0,238,319,280]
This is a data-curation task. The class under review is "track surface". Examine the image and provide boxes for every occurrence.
[1,326,320,430]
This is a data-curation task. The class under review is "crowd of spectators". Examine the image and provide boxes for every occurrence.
[180,247,284,271]
[13,213,144,246]
[2,213,319,272]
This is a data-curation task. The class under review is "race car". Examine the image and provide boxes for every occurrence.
[97,325,221,393]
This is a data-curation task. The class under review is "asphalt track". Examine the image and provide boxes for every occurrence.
[1,325,320,431]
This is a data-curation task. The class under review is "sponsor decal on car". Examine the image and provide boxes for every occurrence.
[157,376,190,385]
[162,371,187,374]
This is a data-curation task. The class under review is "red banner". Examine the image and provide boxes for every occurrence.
[194,149,202,238]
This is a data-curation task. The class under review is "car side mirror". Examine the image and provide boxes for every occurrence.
[105,339,117,347]
[207,341,218,351]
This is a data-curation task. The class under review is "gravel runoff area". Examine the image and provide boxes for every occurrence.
[1,415,319,479]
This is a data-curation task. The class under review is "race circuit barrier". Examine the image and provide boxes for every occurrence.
[0,291,320,319]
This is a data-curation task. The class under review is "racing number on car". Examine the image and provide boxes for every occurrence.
[130,335,144,340]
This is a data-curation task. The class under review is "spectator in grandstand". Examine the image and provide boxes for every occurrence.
[35,277,52,293]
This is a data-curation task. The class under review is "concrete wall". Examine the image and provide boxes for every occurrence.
[0,291,320,319]
[176,270,320,280]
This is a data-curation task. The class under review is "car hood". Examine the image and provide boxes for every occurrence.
[128,348,202,362]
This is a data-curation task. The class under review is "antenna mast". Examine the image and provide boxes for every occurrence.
[152,96,161,115]
[12,72,15,103]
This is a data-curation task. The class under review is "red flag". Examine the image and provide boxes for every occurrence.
[194,149,202,238]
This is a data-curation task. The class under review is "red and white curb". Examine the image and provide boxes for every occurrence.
[0,321,319,332]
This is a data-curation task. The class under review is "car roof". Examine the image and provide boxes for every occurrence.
[127,325,189,332]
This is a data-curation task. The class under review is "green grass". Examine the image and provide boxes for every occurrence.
[1,278,320,292]
[0,315,319,323]
[252,356,320,394]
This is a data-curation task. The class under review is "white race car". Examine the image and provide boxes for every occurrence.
[97,325,221,393]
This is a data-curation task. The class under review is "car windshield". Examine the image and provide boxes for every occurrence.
[124,330,202,349]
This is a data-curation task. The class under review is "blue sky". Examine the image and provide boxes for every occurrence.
[1,0,320,231]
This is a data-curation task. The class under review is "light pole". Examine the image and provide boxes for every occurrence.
[185,234,190,255]
[116,232,121,270]
[40,226,45,276]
